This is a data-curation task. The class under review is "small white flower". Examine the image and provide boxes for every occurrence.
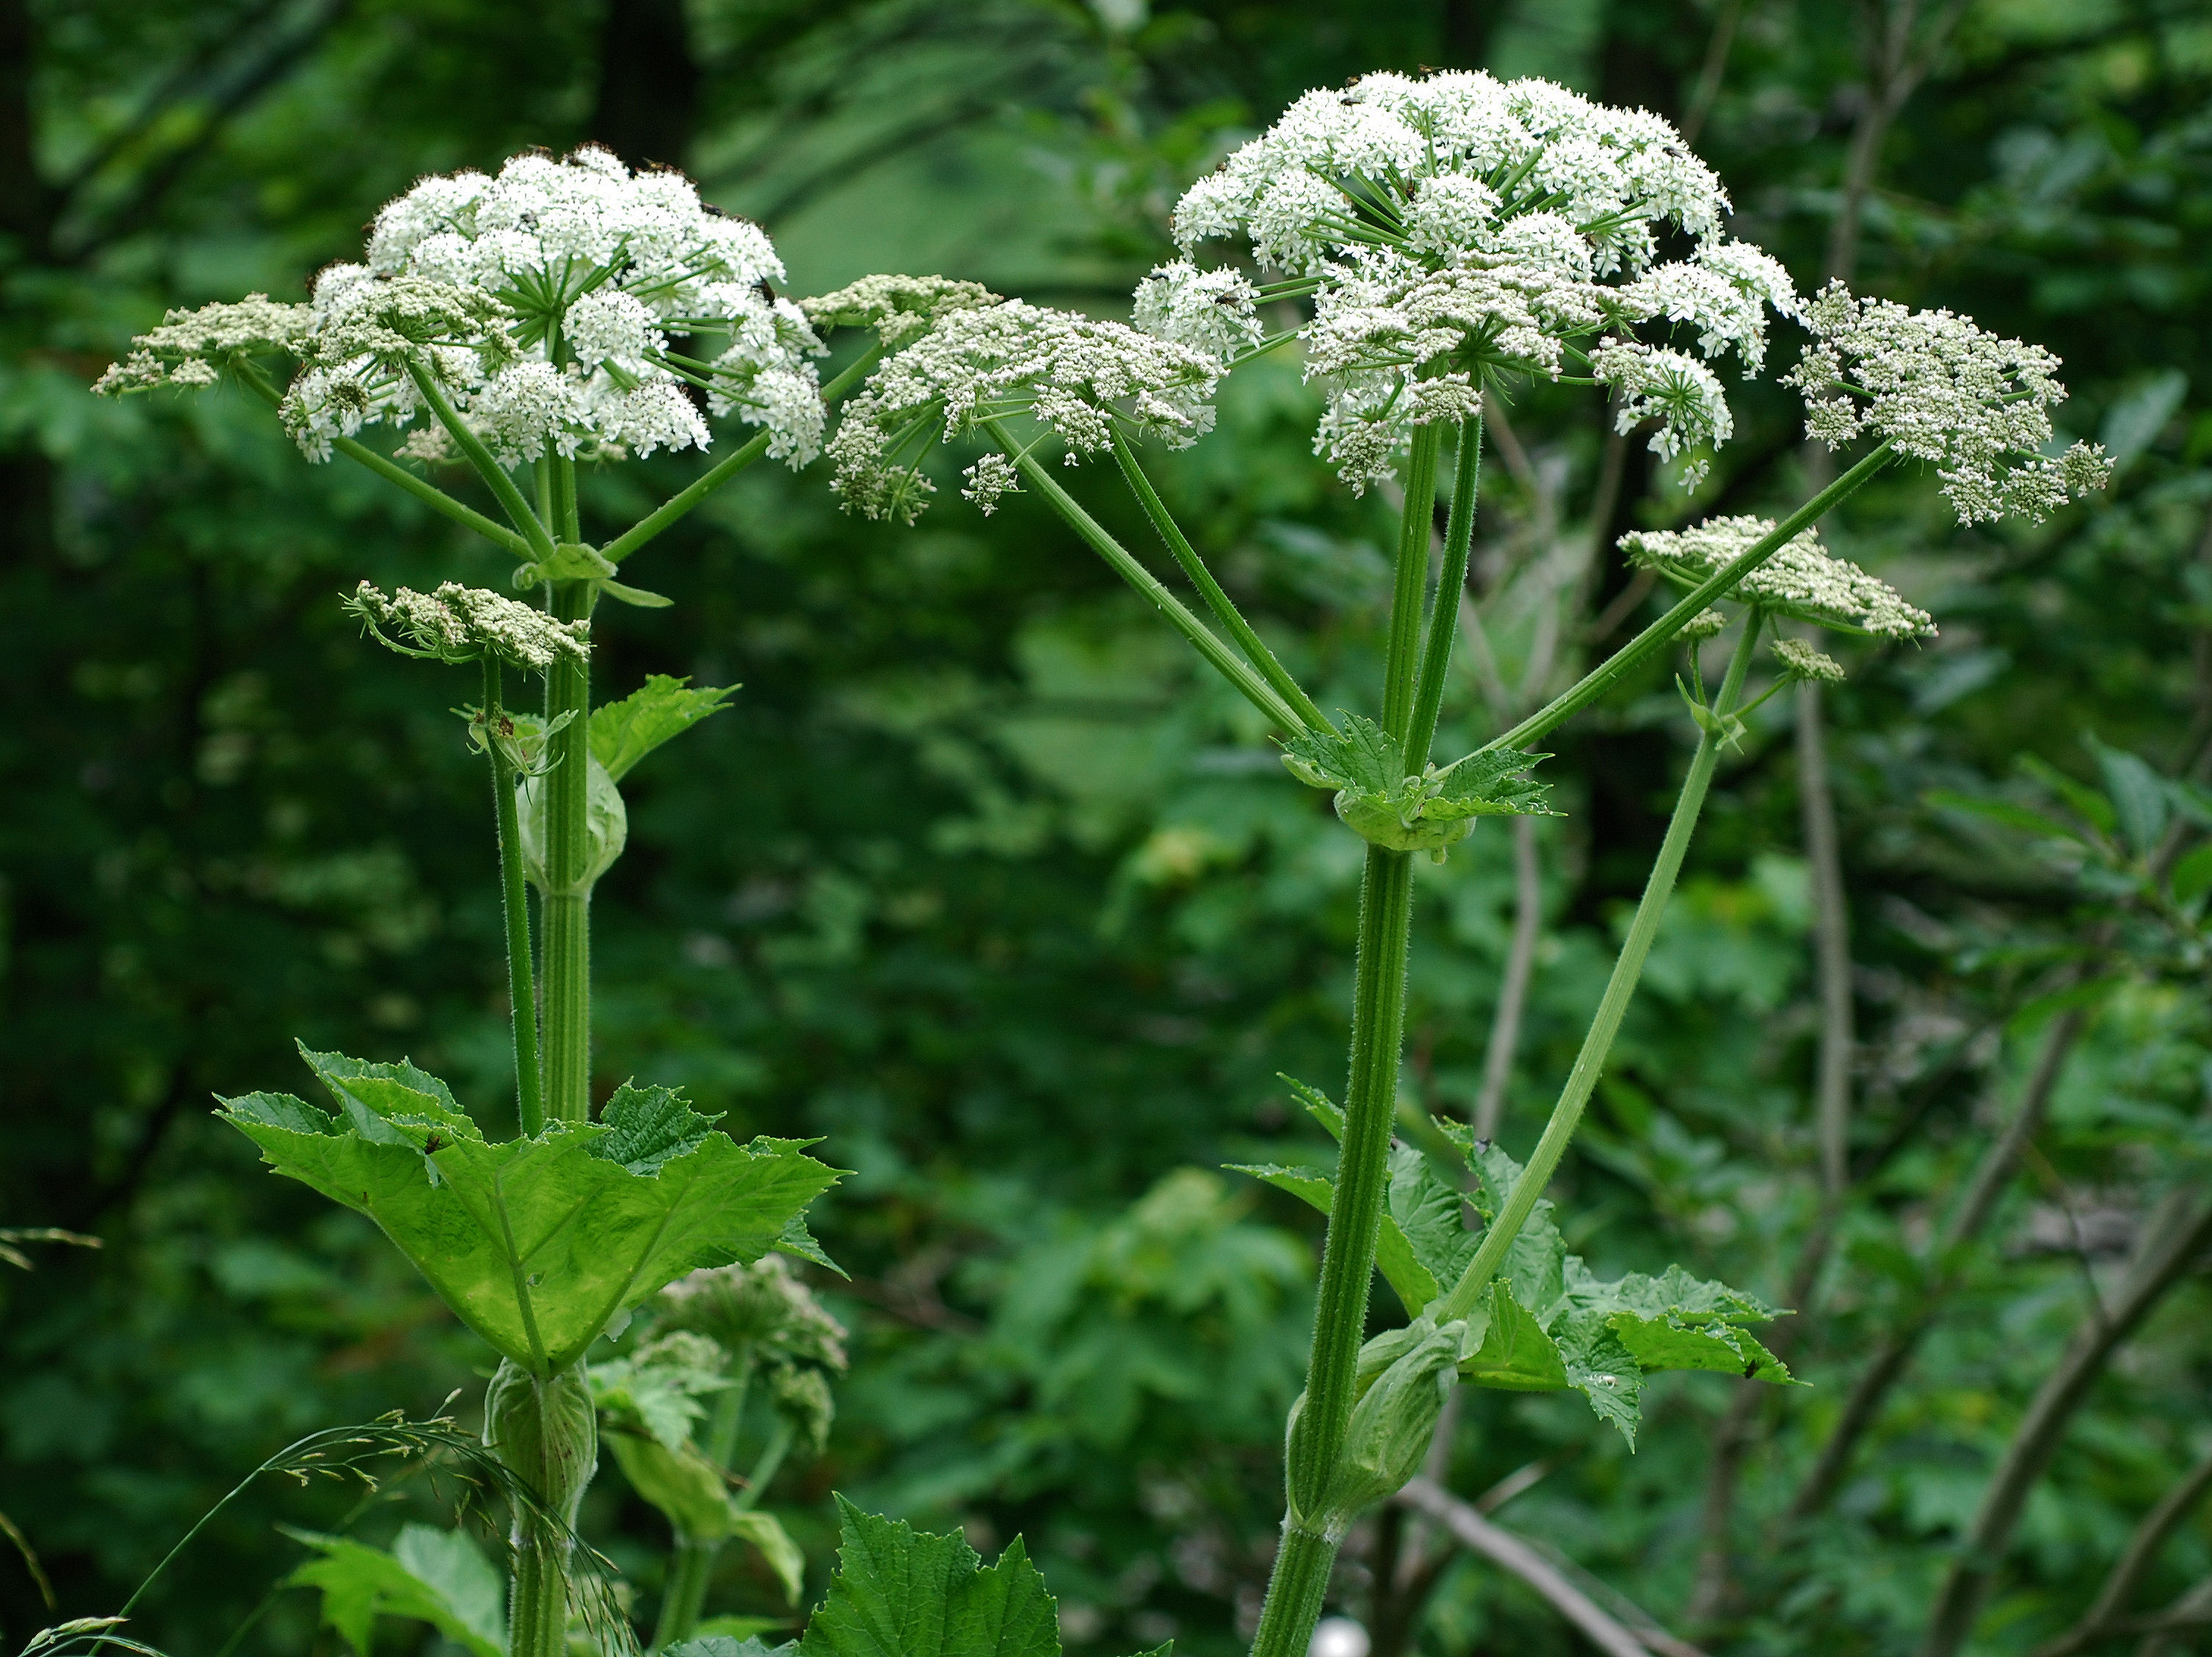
[800,274,1001,345]
[962,452,1021,514]
[565,291,662,366]
[1620,514,1937,639]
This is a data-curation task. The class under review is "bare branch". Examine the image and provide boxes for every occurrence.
[1473,816,1542,1142]
[1921,1187,2212,1657]
[1396,1477,1699,1657]
[2031,1447,2212,1657]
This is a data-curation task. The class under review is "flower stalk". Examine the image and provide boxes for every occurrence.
[482,659,544,1136]
[540,575,594,1123]
[1437,611,1766,1325]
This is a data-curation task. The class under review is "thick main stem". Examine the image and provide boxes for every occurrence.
[484,661,543,1136]
[1252,844,1418,1657]
[1439,616,1763,1323]
[541,579,593,1123]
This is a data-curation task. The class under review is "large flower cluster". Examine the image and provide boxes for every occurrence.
[825,298,1223,522]
[1153,70,1800,487]
[1783,281,2109,524]
[98,148,827,468]
[344,580,592,670]
[1620,515,1936,639]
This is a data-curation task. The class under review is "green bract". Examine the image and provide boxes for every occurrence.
[1281,714,1554,857]
[220,1046,839,1374]
[286,1525,508,1657]
[1234,1079,1793,1446]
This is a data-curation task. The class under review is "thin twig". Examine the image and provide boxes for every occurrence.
[2030,1446,2212,1657]
[1474,816,1542,1142]
[1921,1188,2212,1657]
[1396,1479,1702,1657]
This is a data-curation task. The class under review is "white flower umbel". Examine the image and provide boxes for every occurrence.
[1620,515,1937,639]
[1783,280,2111,524]
[827,300,1223,523]
[1161,70,1801,486]
[100,147,827,466]
[345,581,592,670]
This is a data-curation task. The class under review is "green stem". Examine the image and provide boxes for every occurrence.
[602,342,884,565]
[1402,415,1481,772]
[1110,430,1327,730]
[541,581,594,1122]
[654,1348,753,1649]
[508,1537,568,1657]
[1437,614,1766,1325]
[1484,442,1894,755]
[990,423,1305,732]
[231,360,529,556]
[732,1418,793,1514]
[1252,844,1416,1657]
[405,361,556,560]
[1381,425,1443,740]
[483,661,544,1137]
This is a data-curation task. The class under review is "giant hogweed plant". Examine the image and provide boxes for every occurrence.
[84,72,2106,1657]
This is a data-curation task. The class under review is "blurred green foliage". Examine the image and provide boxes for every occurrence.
[3,1,2211,1655]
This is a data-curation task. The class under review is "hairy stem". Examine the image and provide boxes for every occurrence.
[1112,430,1327,730]
[405,362,555,559]
[231,359,529,556]
[483,661,543,1136]
[1382,425,1443,740]
[1439,615,1763,1324]
[603,342,883,564]
[993,426,1304,732]
[1404,416,1481,772]
[541,580,594,1123]
[1484,443,1893,756]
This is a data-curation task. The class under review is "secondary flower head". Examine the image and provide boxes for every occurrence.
[1156,70,1800,488]
[826,298,1223,522]
[345,580,592,670]
[1771,637,1845,682]
[98,147,827,467]
[1782,280,2110,524]
[1620,515,1937,639]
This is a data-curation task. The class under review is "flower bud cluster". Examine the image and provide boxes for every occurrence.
[800,274,1001,346]
[826,298,1223,522]
[101,148,828,468]
[346,580,592,670]
[1772,637,1845,682]
[1620,515,1936,639]
[1152,70,1800,487]
[1783,280,2110,524]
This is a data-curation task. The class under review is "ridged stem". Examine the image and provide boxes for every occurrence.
[1438,614,1764,1324]
[1381,426,1443,740]
[1402,416,1481,771]
[541,579,593,1123]
[483,660,543,1136]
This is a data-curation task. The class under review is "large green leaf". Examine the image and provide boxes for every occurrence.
[1231,1089,1792,1442]
[799,1497,1059,1657]
[285,1525,506,1657]
[591,675,739,783]
[222,1051,838,1373]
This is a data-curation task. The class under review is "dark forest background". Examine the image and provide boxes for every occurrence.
[4,1,2211,1654]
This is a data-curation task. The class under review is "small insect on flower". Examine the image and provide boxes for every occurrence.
[346,581,592,671]
[1782,280,2111,524]
[1620,515,1936,640]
